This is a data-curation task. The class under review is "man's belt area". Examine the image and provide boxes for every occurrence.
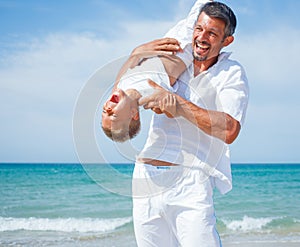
[137,158,178,167]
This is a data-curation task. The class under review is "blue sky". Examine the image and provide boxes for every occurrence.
[1,0,300,164]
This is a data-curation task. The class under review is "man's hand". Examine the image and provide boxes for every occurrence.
[139,80,178,118]
[131,38,183,61]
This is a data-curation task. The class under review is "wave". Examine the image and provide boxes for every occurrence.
[221,215,300,233]
[0,216,132,233]
[1,215,299,235]
[222,215,272,232]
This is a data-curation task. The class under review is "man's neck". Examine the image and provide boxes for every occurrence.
[193,55,218,77]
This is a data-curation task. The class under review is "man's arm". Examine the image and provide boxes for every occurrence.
[112,38,183,91]
[139,80,241,144]
[175,95,241,144]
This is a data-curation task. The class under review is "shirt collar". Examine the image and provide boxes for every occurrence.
[218,52,232,62]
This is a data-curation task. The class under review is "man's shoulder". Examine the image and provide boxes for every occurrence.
[218,52,245,71]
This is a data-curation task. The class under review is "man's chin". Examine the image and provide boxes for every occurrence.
[193,53,207,62]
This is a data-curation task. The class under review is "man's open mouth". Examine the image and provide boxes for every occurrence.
[195,41,210,53]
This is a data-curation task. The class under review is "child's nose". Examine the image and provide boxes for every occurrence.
[104,104,113,114]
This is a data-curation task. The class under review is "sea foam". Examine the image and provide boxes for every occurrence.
[0,216,132,233]
[223,215,273,232]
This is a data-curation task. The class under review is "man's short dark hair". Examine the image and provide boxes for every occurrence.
[200,1,237,37]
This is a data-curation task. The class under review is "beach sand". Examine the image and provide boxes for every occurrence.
[224,243,300,247]
[94,231,300,247]
[118,232,300,247]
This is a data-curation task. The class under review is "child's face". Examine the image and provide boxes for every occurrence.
[102,88,136,131]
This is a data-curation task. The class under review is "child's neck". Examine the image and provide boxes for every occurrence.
[126,89,142,102]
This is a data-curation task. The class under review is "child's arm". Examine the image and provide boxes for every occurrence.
[159,55,186,86]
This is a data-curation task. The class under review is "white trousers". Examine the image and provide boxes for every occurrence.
[132,163,221,247]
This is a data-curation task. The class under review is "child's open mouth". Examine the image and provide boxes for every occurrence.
[110,93,119,103]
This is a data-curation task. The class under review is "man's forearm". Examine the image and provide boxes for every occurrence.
[175,94,240,144]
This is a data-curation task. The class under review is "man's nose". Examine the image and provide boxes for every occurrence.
[197,30,209,41]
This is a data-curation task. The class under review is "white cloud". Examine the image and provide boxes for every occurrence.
[230,26,300,102]
[0,18,178,162]
[0,33,113,162]
[229,26,300,162]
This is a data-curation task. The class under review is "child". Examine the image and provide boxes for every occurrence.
[102,0,211,142]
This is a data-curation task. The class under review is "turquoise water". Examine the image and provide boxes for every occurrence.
[0,163,299,246]
[214,164,300,244]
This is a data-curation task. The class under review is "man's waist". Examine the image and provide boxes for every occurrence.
[137,158,178,167]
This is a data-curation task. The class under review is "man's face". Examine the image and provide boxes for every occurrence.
[192,12,230,62]
[102,88,134,131]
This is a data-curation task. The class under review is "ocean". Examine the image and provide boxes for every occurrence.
[0,163,299,247]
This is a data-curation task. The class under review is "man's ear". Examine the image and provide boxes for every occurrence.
[223,35,234,47]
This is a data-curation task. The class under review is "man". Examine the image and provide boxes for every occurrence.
[132,2,249,246]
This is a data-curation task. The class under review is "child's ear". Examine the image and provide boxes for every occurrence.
[131,109,140,121]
